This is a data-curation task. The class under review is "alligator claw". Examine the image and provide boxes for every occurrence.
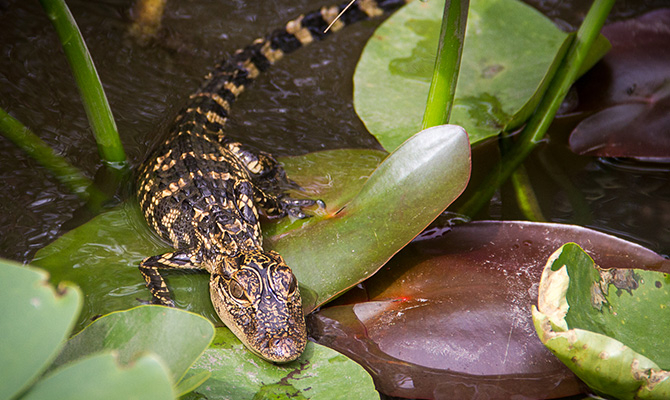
[136,297,152,305]
[280,197,325,219]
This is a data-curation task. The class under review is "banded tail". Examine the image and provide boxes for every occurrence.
[173,0,410,135]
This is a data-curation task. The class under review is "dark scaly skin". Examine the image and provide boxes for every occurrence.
[137,0,410,363]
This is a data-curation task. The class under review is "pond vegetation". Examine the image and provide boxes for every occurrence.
[1,0,669,398]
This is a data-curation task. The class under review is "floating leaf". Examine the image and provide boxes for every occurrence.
[569,9,670,159]
[309,221,670,399]
[354,0,587,151]
[0,258,81,400]
[181,327,379,400]
[21,352,175,400]
[268,125,470,309]
[50,306,214,384]
[533,243,670,399]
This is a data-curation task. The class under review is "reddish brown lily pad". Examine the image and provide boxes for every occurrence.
[569,9,670,159]
[308,221,670,399]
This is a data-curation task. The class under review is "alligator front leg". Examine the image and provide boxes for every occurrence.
[224,141,323,218]
[139,249,203,306]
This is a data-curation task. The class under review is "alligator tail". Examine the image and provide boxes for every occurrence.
[174,0,410,135]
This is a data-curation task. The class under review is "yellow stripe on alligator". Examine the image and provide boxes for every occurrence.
[189,92,232,113]
[224,81,244,97]
[286,15,314,45]
[260,40,284,64]
[358,0,384,17]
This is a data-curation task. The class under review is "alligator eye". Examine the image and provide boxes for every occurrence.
[228,279,247,301]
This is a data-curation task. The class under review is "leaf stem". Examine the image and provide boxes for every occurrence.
[421,0,469,129]
[509,164,546,221]
[457,0,615,217]
[38,0,127,168]
[0,107,93,199]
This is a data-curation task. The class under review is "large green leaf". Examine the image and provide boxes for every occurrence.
[0,258,81,400]
[354,0,607,152]
[49,306,214,383]
[21,352,175,400]
[181,327,379,400]
[533,243,670,399]
[267,125,470,308]
[33,125,469,327]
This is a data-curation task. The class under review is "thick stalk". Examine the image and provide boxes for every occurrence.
[38,0,127,167]
[457,0,615,217]
[421,0,469,129]
[509,164,546,221]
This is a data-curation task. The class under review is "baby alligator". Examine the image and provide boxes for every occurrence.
[137,0,408,362]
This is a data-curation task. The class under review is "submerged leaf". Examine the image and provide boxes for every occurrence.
[309,221,669,399]
[533,243,670,399]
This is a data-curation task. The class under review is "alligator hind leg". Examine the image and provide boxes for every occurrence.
[139,250,204,306]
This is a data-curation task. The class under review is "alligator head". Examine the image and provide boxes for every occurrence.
[210,249,306,363]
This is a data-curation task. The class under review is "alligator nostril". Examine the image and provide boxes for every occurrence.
[271,337,293,348]
[270,337,296,357]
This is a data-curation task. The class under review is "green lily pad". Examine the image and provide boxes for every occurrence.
[50,305,214,384]
[0,258,82,400]
[21,352,175,400]
[354,0,609,152]
[181,327,379,400]
[533,243,670,399]
[32,125,469,329]
[267,125,470,308]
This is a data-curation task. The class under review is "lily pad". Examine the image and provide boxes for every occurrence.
[0,258,82,400]
[21,352,175,400]
[354,0,608,152]
[569,9,670,159]
[181,327,379,400]
[533,243,670,399]
[50,305,214,384]
[32,125,469,328]
[308,221,670,399]
[268,125,470,308]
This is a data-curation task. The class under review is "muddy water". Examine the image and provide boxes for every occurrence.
[0,0,668,262]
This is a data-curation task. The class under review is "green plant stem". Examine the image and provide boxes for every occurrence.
[38,0,127,168]
[509,164,546,221]
[457,0,614,217]
[421,0,468,129]
[0,108,93,198]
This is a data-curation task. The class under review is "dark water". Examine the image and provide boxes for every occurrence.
[1,0,669,263]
